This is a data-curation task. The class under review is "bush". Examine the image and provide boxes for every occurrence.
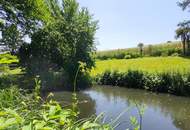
[169,73,185,95]
[144,74,162,92]
[123,70,145,89]
[171,53,180,57]
[130,53,141,58]
[161,52,168,57]
[114,53,126,59]
[124,54,132,59]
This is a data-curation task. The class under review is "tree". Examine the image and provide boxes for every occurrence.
[147,44,153,56]
[138,43,144,56]
[178,0,190,10]
[0,0,52,53]
[176,21,190,55]
[1,24,22,54]
[177,1,190,55]
[19,0,98,90]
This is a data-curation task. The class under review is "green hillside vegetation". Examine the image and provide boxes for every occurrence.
[96,41,182,60]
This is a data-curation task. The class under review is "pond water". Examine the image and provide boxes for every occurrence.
[53,86,190,130]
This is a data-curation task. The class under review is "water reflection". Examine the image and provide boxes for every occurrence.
[53,86,190,130]
[53,91,96,118]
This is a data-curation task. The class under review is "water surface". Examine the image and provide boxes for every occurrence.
[53,86,190,130]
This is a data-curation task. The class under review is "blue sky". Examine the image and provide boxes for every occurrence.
[77,0,190,50]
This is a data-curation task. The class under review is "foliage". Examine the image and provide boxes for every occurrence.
[137,43,144,56]
[0,0,52,53]
[0,83,114,130]
[0,53,18,64]
[0,75,18,89]
[175,20,190,55]
[18,0,98,90]
[0,53,21,76]
[95,70,190,96]
[178,0,190,11]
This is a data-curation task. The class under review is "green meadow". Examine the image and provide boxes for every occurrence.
[91,57,190,76]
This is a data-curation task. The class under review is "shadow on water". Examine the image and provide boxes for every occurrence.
[53,86,190,130]
[52,91,96,118]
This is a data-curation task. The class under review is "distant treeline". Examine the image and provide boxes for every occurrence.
[96,41,182,60]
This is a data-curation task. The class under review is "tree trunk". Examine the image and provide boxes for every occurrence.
[186,35,190,55]
[139,47,143,56]
[140,48,143,56]
[182,39,186,56]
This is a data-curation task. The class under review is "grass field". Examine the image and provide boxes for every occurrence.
[91,57,190,76]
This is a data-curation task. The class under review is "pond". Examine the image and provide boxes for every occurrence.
[53,86,190,130]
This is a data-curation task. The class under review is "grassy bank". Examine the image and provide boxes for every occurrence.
[92,57,190,96]
[95,70,190,96]
[91,57,190,76]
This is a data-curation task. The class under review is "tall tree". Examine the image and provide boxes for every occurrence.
[177,1,190,55]
[138,43,144,56]
[176,21,190,55]
[19,0,98,89]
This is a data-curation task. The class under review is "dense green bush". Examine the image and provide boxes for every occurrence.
[95,70,190,96]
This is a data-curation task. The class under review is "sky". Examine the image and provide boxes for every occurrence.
[77,0,190,50]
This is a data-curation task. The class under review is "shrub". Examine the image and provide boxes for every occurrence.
[114,53,126,59]
[171,53,180,57]
[144,74,162,92]
[99,70,112,85]
[130,53,141,58]
[184,74,190,95]
[169,73,185,96]
[124,54,132,59]
[161,51,168,57]
[123,70,145,89]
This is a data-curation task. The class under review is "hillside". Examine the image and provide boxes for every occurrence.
[96,41,182,60]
